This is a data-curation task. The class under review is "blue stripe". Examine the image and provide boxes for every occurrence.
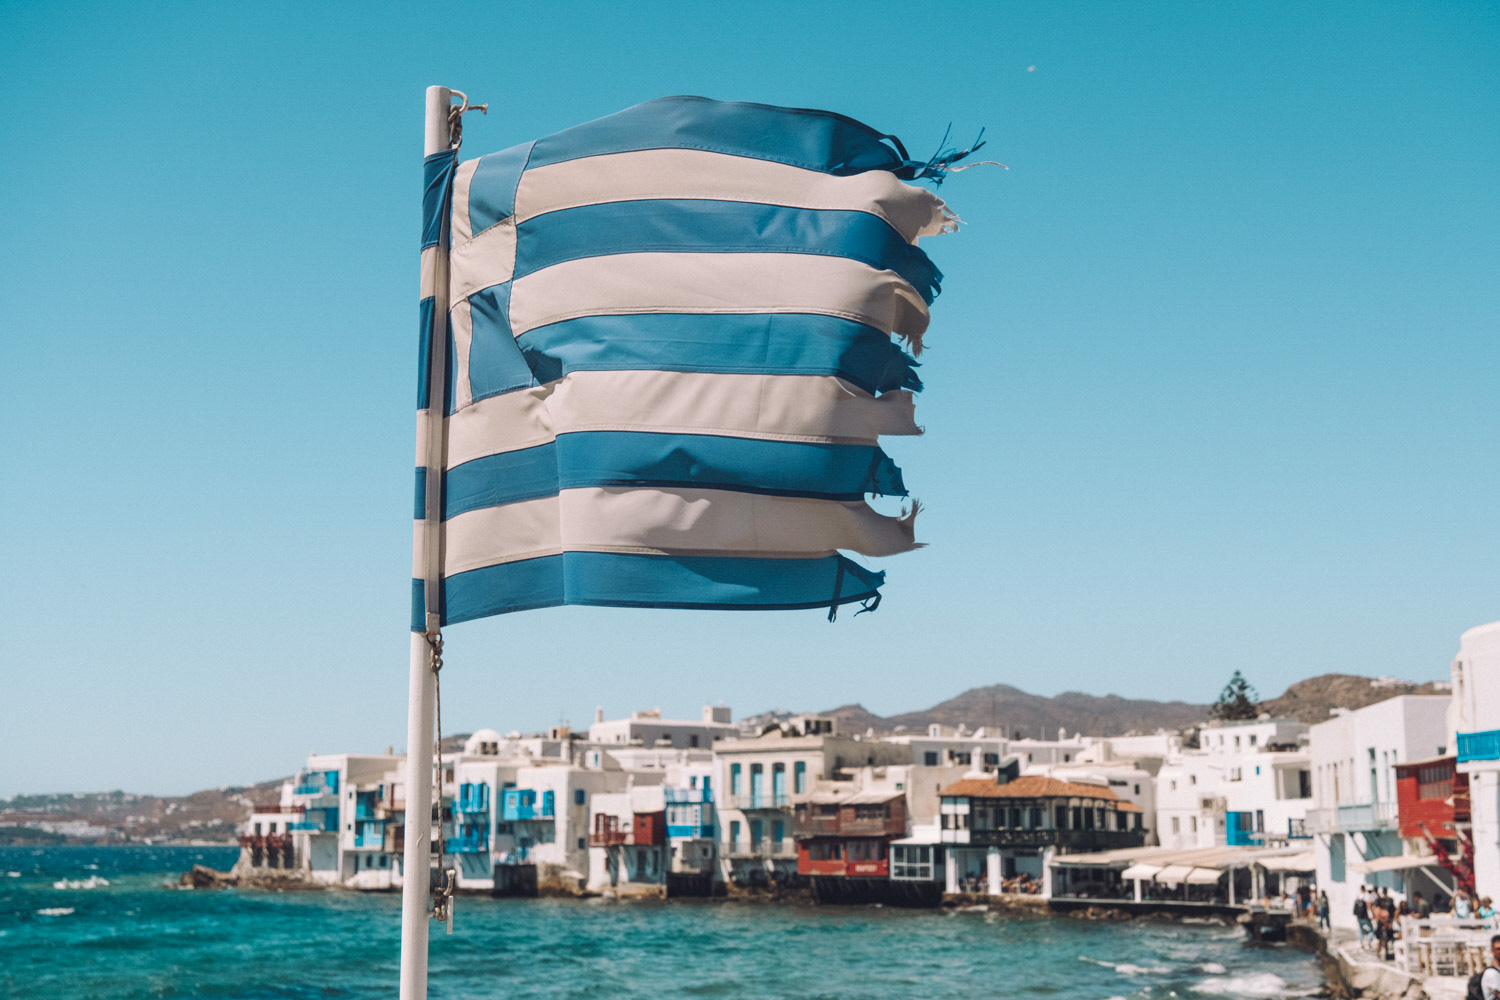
[422,149,456,250]
[465,312,920,405]
[411,552,884,627]
[417,296,435,410]
[443,433,906,519]
[465,283,531,405]
[514,200,940,304]
[414,467,427,520]
[523,96,908,176]
[467,140,534,237]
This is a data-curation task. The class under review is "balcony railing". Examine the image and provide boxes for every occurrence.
[1458,729,1500,764]
[1306,802,1398,832]
[589,830,632,847]
[794,814,904,838]
[946,828,1144,850]
[445,835,488,854]
[251,805,305,814]
[727,838,797,859]
[354,833,384,849]
[664,787,713,805]
[729,793,789,810]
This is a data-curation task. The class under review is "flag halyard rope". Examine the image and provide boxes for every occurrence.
[425,630,455,932]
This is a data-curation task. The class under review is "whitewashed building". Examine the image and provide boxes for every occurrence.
[1452,620,1500,900]
[1309,694,1452,928]
[1156,718,1312,852]
[588,704,736,751]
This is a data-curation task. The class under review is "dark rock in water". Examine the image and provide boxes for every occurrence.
[180,864,234,889]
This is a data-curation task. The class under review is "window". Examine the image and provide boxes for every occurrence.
[924,752,939,766]
[690,735,699,748]
[984,753,999,765]
[730,763,742,795]
[577,837,586,850]
[1189,775,1196,785]
[1134,784,1140,794]
[772,820,784,844]
[730,820,741,846]
[794,761,806,795]
[1249,735,1257,746]
[1172,817,1181,834]
[1190,816,1198,832]
[574,789,585,806]
[1170,780,1177,791]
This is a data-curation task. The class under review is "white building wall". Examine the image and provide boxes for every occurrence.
[1453,621,1500,902]
[1310,695,1452,929]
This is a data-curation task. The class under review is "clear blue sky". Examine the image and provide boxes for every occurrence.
[2,2,1496,798]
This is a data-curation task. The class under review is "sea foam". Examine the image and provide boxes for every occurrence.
[1192,972,1291,996]
[37,907,75,916]
[52,876,110,889]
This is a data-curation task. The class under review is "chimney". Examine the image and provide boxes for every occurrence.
[385,745,394,756]
[595,706,605,724]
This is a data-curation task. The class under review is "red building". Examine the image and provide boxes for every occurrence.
[589,810,666,847]
[794,791,906,878]
[1394,755,1469,846]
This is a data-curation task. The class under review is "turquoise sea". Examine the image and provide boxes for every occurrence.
[1,846,1325,999]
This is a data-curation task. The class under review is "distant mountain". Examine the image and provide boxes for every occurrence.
[0,778,287,845]
[1258,673,1450,724]
[819,684,1208,738]
[799,672,1449,738]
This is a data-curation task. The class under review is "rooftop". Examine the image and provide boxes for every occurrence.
[939,775,1140,809]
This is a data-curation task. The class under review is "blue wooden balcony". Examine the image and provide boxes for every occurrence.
[501,789,554,821]
[1458,729,1500,763]
[445,833,489,854]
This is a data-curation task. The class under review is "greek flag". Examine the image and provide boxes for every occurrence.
[412,96,973,629]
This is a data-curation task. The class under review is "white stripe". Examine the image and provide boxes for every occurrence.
[448,219,517,304]
[510,149,957,244]
[420,487,920,577]
[419,247,439,300]
[450,158,480,245]
[507,252,928,345]
[450,299,474,411]
[445,371,919,468]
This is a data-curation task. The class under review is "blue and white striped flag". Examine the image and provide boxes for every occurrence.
[412,96,974,629]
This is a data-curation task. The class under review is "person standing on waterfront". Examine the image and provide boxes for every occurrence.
[1480,935,1500,1000]
[1354,888,1374,950]
[1458,893,1475,919]
[1318,891,1331,932]
[1414,892,1431,920]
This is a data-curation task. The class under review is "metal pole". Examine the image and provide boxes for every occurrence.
[399,83,453,1000]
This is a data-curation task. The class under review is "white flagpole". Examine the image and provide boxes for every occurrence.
[400,83,453,1000]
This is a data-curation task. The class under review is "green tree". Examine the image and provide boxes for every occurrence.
[1210,671,1260,721]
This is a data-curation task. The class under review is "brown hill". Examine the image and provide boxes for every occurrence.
[823,684,1208,738]
[1258,673,1450,724]
[816,672,1449,737]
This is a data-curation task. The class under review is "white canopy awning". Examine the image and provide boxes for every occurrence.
[1257,851,1316,872]
[1122,863,1162,880]
[1351,854,1445,874]
[1155,864,1195,884]
[1184,867,1225,885]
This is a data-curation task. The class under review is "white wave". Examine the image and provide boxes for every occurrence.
[37,907,75,916]
[84,864,99,870]
[52,875,110,889]
[1080,956,1171,976]
[1197,963,1227,974]
[5,871,19,878]
[1192,972,1292,997]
